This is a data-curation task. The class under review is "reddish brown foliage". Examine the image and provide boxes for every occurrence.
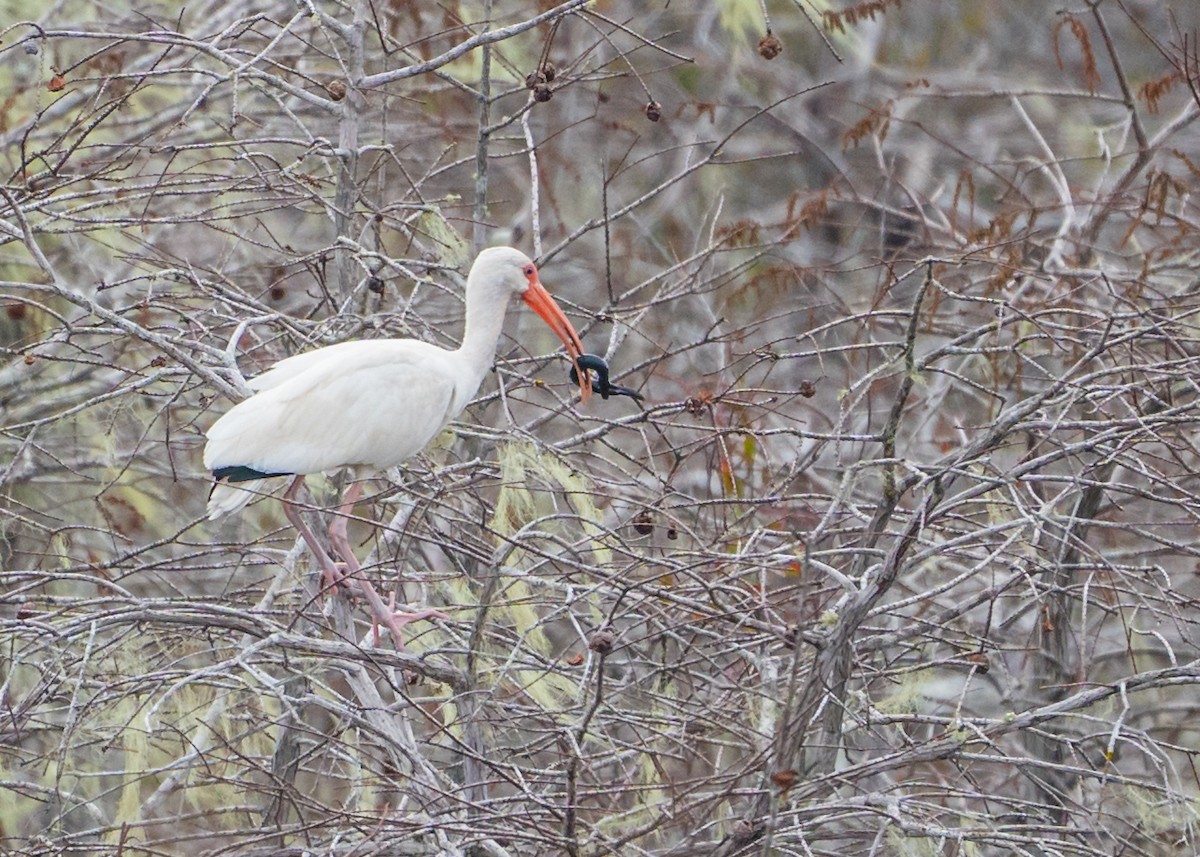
[1138,71,1183,113]
[823,0,903,33]
[842,101,893,150]
[1053,14,1102,93]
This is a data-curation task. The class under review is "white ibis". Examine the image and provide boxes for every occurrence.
[203,246,592,648]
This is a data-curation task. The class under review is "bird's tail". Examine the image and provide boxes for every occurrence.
[207,479,266,520]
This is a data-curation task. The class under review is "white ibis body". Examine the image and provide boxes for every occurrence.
[203,246,591,646]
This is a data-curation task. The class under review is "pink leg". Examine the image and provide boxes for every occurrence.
[322,479,448,652]
[282,476,343,593]
[328,480,363,575]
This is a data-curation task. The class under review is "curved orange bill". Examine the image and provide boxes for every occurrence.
[523,275,592,403]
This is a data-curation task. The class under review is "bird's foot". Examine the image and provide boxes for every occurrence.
[318,562,350,595]
[367,597,450,651]
[338,575,445,652]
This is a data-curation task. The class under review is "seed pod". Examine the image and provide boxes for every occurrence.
[633,510,653,535]
[326,80,347,101]
[588,629,615,654]
[367,276,385,294]
[798,380,816,398]
[47,73,66,92]
[758,33,783,60]
[533,83,553,103]
[644,100,662,122]
[526,62,556,90]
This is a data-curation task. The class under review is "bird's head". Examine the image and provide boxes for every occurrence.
[472,246,592,402]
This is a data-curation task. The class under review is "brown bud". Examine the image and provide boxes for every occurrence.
[326,80,347,100]
[966,652,990,674]
[525,70,545,89]
[644,100,662,122]
[5,303,27,321]
[367,276,385,294]
[47,73,66,92]
[770,769,799,792]
[758,33,783,60]
[588,629,615,654]
[798,380,816,398]
[533,83,553,103]
[269,285,286,302]
[633,510,653,535]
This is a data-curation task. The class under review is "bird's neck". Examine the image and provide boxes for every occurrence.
[454,292,510,396]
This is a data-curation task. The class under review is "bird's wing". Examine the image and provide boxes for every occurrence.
[246,340,380,393]
[205,341,463,477]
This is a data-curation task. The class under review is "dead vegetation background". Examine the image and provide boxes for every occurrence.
[3,1,1200,855]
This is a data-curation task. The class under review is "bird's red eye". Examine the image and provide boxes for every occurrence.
[523,264,536,280]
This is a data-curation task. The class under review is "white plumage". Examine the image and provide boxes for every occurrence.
[204,246,589,517]
[201,247,590,650]
[204,340,461,517]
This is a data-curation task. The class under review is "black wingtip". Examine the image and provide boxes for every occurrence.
[212,465,292,483]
